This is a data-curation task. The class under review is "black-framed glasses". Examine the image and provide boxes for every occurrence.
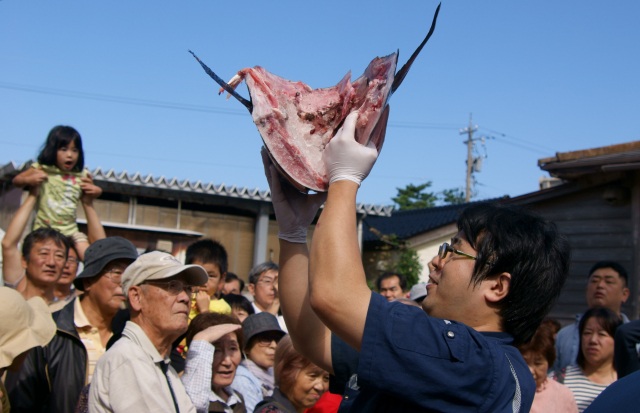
[145,280,195,296]
[438,242,476,261]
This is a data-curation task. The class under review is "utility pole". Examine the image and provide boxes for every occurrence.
[460,114,478,202]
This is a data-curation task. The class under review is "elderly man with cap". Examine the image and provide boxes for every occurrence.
[0,287,57,412]
[231,312,287,412]
[5,236,139,413]
[89,251,209,412]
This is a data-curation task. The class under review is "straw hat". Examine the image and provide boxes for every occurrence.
[0,287,56,369]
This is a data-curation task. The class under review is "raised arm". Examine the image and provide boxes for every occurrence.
[261,150,333,372]
[309,109,388,351]
[80,174,106,243]
[2,186,38,287]
[182,324,242,412]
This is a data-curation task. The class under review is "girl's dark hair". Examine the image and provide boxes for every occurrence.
[576,307,622,370]
[185,312,243,349]
[37,125,84,171]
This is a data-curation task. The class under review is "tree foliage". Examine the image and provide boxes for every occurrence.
[393,182,467,210]
[441,188,466,205]
[367,229,423,289]
[395,247,422,287]
[392,182,438,210]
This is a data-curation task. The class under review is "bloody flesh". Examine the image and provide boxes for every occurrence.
[190,3,440,193]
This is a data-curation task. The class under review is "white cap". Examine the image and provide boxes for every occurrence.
[409,282,428,302]
[121,251,208,296]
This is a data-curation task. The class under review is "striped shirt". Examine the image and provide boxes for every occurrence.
[562,365,610,412]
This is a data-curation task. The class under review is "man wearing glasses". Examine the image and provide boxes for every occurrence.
[247,261,287,331]
[264,112,571,412]
[5,236,139,413]
[89,250,208,412]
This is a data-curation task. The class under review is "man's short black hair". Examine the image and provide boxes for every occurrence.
[225,272,245,292]
[458,203,571,346]
[375,272,407,292]
[221,293,254,316]
[185,238,228,274]
[22,227,70,261]
[588,261,628,287]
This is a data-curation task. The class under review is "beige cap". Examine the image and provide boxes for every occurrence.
[0,287,57,369]
[121,251,209,296]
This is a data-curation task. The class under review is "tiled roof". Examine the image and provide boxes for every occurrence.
[538,141,640,179]
[362,199,504,243]
[0,161,392,217]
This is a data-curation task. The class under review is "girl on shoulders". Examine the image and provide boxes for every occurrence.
[13,125,103,260]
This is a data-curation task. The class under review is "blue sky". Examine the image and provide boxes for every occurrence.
[1,1,638,206]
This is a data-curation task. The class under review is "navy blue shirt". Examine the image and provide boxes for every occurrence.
[583,370,640,413]
[332,292,534,412]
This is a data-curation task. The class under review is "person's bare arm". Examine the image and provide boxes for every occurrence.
[261,150,333,372]
[1,187,38,285]
[80,175,106,243]
[309,109,387,351]
[12,168,47,188]
[280,240,333,372]
[309,182,371,351]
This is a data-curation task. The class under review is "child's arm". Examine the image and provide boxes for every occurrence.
[79,175,106,243]
[12,167,48,188]
[1,186,38,286]
[194,290,211,314]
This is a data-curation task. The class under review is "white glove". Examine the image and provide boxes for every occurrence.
[324,111,379,186]
[261,148,327,243]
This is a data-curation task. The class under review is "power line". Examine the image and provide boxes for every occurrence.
[0,81,462,131]
[479,126,555,154]
[0,82,247,116]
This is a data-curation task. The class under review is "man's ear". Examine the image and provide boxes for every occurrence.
[622,286,630,304]
[485,272,511,303]
[247,283,256,296]
[128,286,144,312]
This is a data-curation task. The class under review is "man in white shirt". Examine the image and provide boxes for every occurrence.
[247,261,287,331]
[89,251,208,412]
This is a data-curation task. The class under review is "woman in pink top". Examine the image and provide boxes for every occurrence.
[518,320,578,413]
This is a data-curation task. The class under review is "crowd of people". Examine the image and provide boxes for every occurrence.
[1,121,639,412]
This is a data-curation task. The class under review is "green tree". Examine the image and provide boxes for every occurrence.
[441,188,466,205]
[393,183,468,210]
[392,182,438,210]
[395,247,423,287]
[367,229,423,288]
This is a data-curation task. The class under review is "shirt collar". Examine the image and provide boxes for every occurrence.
[122,321,169,364]
[209,387,241,406]
[74,297,93,329]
